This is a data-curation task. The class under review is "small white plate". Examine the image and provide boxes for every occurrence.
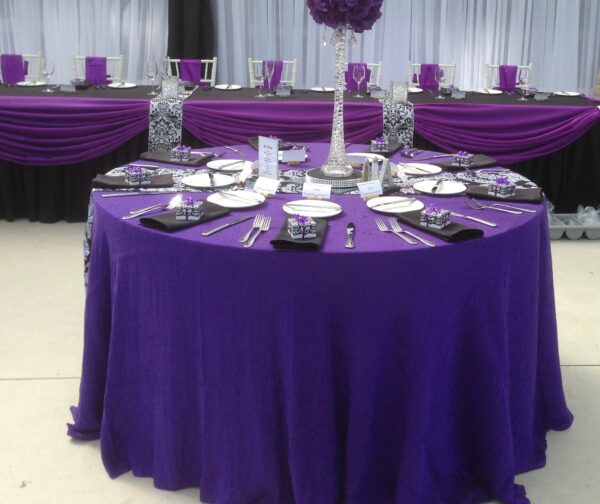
[408,86,423,93]
[413,180,466,196]
[553,91,580,97]
[108,82,137,89]
[346,152,386,164]
[207,159,250,172]
[182,173,236,189]
[398,163,442,176]
[478,88,503,95]
[283,199,342,218]
[366,196,425,214]
[311,87,335,92]
[207,191,265,209]
[16,81,46,87]
[215,84,242,90]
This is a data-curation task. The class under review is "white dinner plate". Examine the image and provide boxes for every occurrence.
[346,152,386,164]
[398,163,442,176]
[16,81,46,87]
[477,88,503,95]
[413,179,466,196]
[207,159,250,172]
[181,173,236,189]
[108,82,137,89]
[215,84,242,90]
[282,199,342,218]
[366,196,425,214]
[553,91,580,97]
[207,191,265,209]
[408,86,423,93]
[310,87,335,92]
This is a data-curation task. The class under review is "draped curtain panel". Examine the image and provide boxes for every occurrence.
[167,0,214,59]
[0,0,168,85]
[211,0,600,93]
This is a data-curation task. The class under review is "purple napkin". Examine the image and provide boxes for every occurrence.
[345,63,371,91]
[180,59,203,85]
[1,54,26,85]
[262,60,283,89]
[85,57,108,86]
[498,65,518,92]
[419,64,440,91]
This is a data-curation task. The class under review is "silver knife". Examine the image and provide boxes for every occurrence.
[371,198,416,209]
[345,222,355,249]
[216,191,263,204]
[101,190,180,198]
[451,211,497,227]
[430,179,444,194]
[208,172,216,187]
[201,216,252,236]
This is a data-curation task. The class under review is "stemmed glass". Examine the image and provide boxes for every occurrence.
[353,65,366,98]
[146,61,158,96]
[253,62,265,98]
[518,68,529,101]
[264,60,275,96]
[41,59,55,93]
[434,66,446,99]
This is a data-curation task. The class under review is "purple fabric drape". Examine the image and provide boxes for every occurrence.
[345,63,371,91]
[1,54,26,85]
[180,59,202,85]
[85,57,108,86]
[498,65,518,92]
[414,102,600,164]
[262,60,283,89]
[0,96,149,165]
[419,63,440,90]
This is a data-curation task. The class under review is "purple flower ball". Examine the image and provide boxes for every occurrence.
[307,0,384,33]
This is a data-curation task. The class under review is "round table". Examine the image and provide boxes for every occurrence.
[69,143,572,504]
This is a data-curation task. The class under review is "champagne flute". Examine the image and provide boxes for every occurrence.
[264,60,275,96]
[41,59,55,93]
[518,68,529,101]
[146,61,158,96]
[434,66,446,99]
[353,65,366,98]
[253,62,265,98]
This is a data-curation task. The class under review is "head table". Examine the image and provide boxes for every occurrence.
[68,143,572,504]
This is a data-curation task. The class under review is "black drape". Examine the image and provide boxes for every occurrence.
[167,0,215,59]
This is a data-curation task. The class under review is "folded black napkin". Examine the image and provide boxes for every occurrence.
[434,154,498,169]
[140,151,214,167]
[395,210,484,242]
[369,140,404,157]
[92,173,173,189]
[270,218,328,251]
[466,184,543,203]
[139,200,230,232]
[248,136,295,151]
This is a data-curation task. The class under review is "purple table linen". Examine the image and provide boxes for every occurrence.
[345,63,371,91]
[68,143,572,504]
[419,63,440,90]
[86,56,108,86]
[180,59,203,85]
[499,65,518,92]
[263,60,283,89]
[1,54,26,85]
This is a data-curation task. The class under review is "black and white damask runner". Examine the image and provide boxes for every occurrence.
[148,97,183,152]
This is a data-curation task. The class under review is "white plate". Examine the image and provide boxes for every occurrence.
[207,191,265,209]
[408,86,423,93]
[366,196,425,214]
[477,88,503,95]
[16,81,46,87]
[553,91,580,97]
[346,152,386,164]
[398,163,442,176]
[181,173,236,189]
[282,199,342,218]
[413,180,466,196]
[215,84,242,90]
[207,159,250,172]
[310,87,335,92]
[108,82,137,89]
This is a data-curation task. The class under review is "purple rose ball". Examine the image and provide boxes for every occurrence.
[307,0,383,32]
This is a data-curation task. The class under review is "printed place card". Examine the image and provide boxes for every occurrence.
[302,182,332,199]
[236,162,254,183]
[253,177,280,195]
[451,90,466,99]
[357,180,383,198]
[258,135,279,180]
[276,87,291,97]
[281,148,306,163]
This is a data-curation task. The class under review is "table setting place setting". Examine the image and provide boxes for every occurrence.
[91,137,542,251]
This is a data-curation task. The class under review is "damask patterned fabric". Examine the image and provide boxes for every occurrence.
[383,101,414,148]
[148,97,183,152]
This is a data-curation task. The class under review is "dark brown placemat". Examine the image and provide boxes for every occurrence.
[270,218,328,251]
[92,173,173,189]
[139,200,230,232]
[433,154,498,169]
[140,151,214,167]
[395,210,484,242]
[466,184,543,203]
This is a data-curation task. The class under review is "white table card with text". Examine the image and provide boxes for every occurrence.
[258,136,279,180]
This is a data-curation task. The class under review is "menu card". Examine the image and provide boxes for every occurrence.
[258,135,279,180]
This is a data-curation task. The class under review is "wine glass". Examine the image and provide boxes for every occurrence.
[264,60,275,96]
[253,62,265,98]
[434,66,446,99]
[518,68,529,101]
[353,65,366,98]
[146,61,158,96]
[41,59,55,93]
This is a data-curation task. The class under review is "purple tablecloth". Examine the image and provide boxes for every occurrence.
[68,143,572,504]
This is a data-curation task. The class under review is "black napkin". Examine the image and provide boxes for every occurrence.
[140,151,214,167]
[270,218,328,251]
[466,184,543,203]
[139,200,230,232]
[395,210,484,242]
[92,173,173,189]
[369,140,404,157]
[248,136,295,151]
[433,154,498,169]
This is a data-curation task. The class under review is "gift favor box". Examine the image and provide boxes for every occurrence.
[125,165,153,186]
[452,151,474,168]
[488,176,516,198]
[420,205,451,229]
[170,145,192,162]
[370,136,389,153]
[175,197,204,221]
[287,215,317,239]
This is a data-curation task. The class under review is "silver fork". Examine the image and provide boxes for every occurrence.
[375,217,417,245]
[240,214,263,243]
[122,194,182,220]
[244,216,271,248]
[388,218,436,247]
[469,198,522,214]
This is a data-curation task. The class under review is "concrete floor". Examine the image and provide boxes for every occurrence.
[0,221,598,503]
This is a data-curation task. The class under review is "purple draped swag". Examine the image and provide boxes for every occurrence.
[180,59,203,85]
[498,65,518,92]
[419,63,440,90]
[1,54,26,85]
[86,57,109,86]
[345,63,371,91]
[262,60,283,89]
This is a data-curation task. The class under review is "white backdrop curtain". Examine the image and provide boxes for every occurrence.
[212,0,600,93]
[0,0,168,85]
